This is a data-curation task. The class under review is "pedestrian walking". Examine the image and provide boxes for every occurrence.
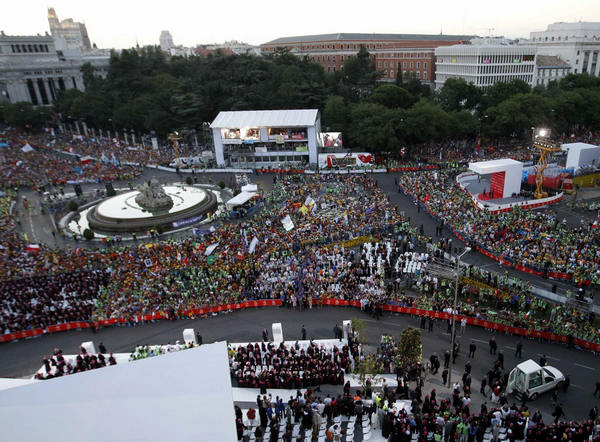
[497,351,504,370]
[444,350,450,369]
[515,341,523,359]
[442,368,448,385]
[428,317,434,332]
[480,377,487,395]
[489,336,497,355]
[460,318,467,334]
[539,354,547,367]
[593,381,600,397]
[262,328,269,341]
[469,341,476,358]
[552,403,564,424]
[301,325,307,340]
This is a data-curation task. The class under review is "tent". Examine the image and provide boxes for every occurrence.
[0,341,236,442]
[226,191,257,210]
[21,144,34,153]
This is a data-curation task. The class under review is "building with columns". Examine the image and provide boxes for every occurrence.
[534,55,571,87]
[0,33,109,105]
[527,22,600,76]
[261,33,474,84]
[434,40,537,89]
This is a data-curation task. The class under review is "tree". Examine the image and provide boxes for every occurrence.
[484,93,552,139]
[437,78,482,112]
[371,84,413,109]
[341,46,381,99]
[2,102,51,129]
[351,318,367,345]
[484,79,531,109]
[354,354,384,390]
[395,327,422,371]
[322,95,348,131]
[404,99,452,143]
[346,102,403,152]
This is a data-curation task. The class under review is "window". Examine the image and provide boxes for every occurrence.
[423,71,427,80]
[378,61,382,68]
[416,62,420,69]
[384,62,388,68]
[403,62,407,68]
[424,62,428,69]
[390,70,394,78]
[416,71,420,79]
[410,62,413,69]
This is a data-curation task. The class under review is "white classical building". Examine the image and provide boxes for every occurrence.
[435,40,537,89]
[527,22,600,76]
[0,32,110,105]
[210,109,321,168]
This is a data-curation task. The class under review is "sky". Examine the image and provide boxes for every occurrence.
[3,0,600,49]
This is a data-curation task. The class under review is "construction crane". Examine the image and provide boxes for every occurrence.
[167,131,182,162]
[532,129,562,199]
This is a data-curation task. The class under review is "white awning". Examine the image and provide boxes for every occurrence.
[468,158,523,174]
[211,109,318,128]
[241,184,258,193]
[226,191,256,210]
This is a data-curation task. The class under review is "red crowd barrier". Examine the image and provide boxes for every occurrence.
[1,299,597,352]
[256,169,305,174]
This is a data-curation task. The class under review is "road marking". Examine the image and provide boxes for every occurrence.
[571,384,584,389]
[538,353,560,361]
[471,338,488,344]
[573,363,596,371]
[504,346,516,350]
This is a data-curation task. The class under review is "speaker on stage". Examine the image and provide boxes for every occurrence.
[74,184,82,197]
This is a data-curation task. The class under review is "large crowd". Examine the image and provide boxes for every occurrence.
[398,169,600,285]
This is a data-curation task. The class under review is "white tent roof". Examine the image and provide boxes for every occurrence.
[0,341,236,442]
[561,142,599,152]
[211,109,319,129]
[241,184,258,193]
[469,158,523,174]
[226,191,256,209]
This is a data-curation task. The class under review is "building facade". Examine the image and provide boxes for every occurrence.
[47,7,91,51]
[0,33,109,105]
[527,22,600,76]
[261,33,474,83]
[434,42,537,89]
[534,55,571,87]
[159,31,175,52]
[210,109,321,168]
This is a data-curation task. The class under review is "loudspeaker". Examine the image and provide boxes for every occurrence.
[74,184,82,197]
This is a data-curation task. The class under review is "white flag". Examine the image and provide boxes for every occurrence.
[281,215,294,231]
[249,236,259,254]
[205,242,220,256]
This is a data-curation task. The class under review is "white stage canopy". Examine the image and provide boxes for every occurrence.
[0,341,236,442]
[468,158,523,199]
[226,191,256,210]
[562,142,600,171]
[211,109,318,129]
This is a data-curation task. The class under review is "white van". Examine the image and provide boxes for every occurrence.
[506,359,565,400]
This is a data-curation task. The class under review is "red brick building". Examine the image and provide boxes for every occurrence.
[261,33,474,83]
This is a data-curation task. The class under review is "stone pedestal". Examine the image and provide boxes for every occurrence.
[80,341,96,355]
[183,328,196,345]
[272,322,283,343]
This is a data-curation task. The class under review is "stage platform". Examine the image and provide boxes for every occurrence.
[457,172,563,214]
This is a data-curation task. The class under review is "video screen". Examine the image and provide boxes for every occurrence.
[320,132,343,148]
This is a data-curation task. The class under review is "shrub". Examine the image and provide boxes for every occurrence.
[83,228,95,240]
[218,180,226,189]
[68,200,79,212]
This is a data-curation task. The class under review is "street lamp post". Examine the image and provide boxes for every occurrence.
[447,247,471,389]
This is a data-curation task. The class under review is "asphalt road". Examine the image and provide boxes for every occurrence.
[0,306,598,422]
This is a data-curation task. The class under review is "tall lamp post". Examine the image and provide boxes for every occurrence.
[448,247,471,388]
[425,247,471,389]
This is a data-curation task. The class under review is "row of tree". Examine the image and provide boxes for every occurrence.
[2,45,600,153]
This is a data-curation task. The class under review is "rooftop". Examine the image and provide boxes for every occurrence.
[536,55,570,67]
[211,109,319,128]
[262,33,476,46]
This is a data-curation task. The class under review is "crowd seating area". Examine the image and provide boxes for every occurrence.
[230,339,358,390]
[34,346,116,380]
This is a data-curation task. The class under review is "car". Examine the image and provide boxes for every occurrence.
[506,359,566,400]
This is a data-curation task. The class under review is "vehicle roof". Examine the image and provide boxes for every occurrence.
[516,359,543,374]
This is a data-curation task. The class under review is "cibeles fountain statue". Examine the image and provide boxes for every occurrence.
[135,179,174,211]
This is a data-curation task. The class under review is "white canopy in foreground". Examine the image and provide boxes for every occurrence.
[0,341,236,442]
[226,191,257,210]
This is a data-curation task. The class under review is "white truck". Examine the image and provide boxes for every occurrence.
[506,359,565,400]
